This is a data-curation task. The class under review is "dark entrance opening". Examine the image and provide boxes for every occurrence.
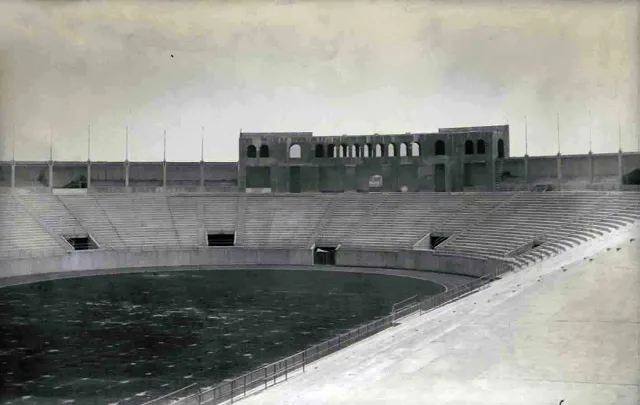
[290,166,301,193]
[314,246,337,265]
[65,235,98,250]
[207,233,235,246]
[434,163,446,192]
[429,233,450,249]
[497,139,505,158]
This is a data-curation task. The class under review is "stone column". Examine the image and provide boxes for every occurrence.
[162,160,167,190]
[556,152,562,188]
[200,160,205,191]
[490,158,496,191]
[87,161,92,189]
[10,161,15,189]
[48,161,54,190]
[124,160,130,189]
[618,149,623,185]
[445,161,452,192]
[588,151,594,184]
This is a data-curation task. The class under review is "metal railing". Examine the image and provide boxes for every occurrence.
[142,267,507,405]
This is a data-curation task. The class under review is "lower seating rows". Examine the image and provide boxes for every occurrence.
[0,192,637,264]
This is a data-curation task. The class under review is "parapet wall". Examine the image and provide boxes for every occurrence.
[337,249,500,278]
[0,247,501,283]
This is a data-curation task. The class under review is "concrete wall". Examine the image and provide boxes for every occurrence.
[91,162,126,185]
[0,164,10,187]
[52,162,87,187]
[238,126,506,193]
[336,249,500,278]
[15,162,48,187]
[129,162,163,186]
[561,155,590,179]
[0,247,505,283]
[592,153,620,179]
[622,153,640,175]
[0,248,313,279]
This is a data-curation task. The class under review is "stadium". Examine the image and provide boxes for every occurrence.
[1,1,640,404]
[0,124,639,404]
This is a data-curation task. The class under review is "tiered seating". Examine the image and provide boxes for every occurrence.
[167,195,204,247]
[437,192,638,259]
[0,195,66,258]
[95,194,180,248]
[2,191,637,265]
[17,194,87,237]
[515,192,640,266]
[314,193,384,247]
[341,193,470,249]
[436,193,511,234]
[59,195,126,249]
[239,194,331,248]
[199,194,240,234]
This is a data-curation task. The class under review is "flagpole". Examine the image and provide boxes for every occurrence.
[588,109,592,153]
[524,115,528,156]
[556,112,560,154]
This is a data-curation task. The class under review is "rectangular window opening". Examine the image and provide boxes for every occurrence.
[207,232,235,247]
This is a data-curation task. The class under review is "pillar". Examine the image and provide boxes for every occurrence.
[556,152,562,188]
[445,161,452,192]
[588,151,594,184]
[524,154,529,184]
[10,161,15,189]
[200,160,205,191]
[48,161,54,189]
[490,158,496,191]
[87,161,91,189]
[124,161,130,188]
[162,160,167,189]
[618,149,623,185]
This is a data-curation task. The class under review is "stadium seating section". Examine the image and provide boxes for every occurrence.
[1,192,638,268]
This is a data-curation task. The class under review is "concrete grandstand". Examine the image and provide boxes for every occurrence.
[0,125,639,404]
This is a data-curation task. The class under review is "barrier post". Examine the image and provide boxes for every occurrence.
[243,375,246,397]
[285,358,288,380]
[264,367,267,389]
[302,350,306,372]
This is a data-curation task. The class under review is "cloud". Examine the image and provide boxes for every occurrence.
[0,0,637,161]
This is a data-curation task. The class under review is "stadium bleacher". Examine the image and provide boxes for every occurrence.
[0,192,638,268]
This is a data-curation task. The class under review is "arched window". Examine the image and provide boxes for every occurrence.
[465,140,474,155]
[341,144,349,158]
[289,144,301,159]
[247,145,257,158]
[411,142,420,157]
[497,139,505,158]
[434,140,445,156]
[375,143,384,157]
[259,145,270,158]
[363,144,371,158]
[388,143,396,157]
[399,143,408,157]
[477,139,486,155]
[352,144,360,158]
[315,144,325,158]
[327,144,336,158]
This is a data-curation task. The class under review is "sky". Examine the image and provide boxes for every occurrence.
[0,0,638,162]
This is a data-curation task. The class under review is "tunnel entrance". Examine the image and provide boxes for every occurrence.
[207,233,235,247]
[429,233,450,249]
[65,235,98,251]
[314,246,337,265]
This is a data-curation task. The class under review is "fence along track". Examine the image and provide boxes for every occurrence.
[143,269,502,405]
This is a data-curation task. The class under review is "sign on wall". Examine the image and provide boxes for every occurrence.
[369,175,383,188]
